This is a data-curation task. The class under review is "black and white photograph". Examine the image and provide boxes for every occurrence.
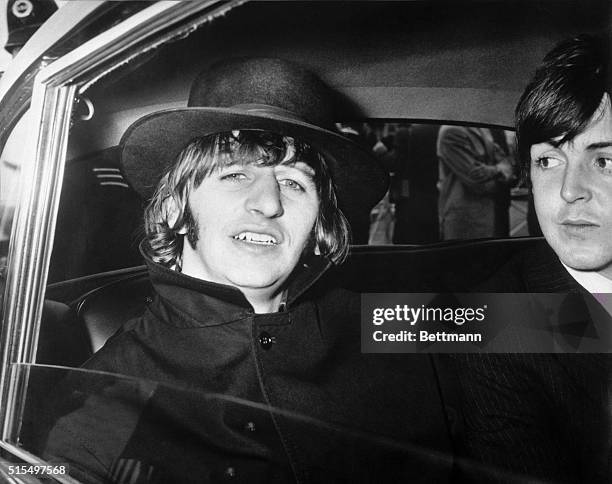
[0,1,609,483]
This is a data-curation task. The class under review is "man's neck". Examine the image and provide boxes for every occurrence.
[242,288,284,314]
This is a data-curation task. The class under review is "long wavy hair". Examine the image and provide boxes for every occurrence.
[143,130,351,269]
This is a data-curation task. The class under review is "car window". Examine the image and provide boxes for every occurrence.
[0,112,30,306]
[48,118,531,283]
[50,116,533,284]
[10,363,452,483]
[30,0,542,385]
[349,122,531,245]
[40,2,550,286]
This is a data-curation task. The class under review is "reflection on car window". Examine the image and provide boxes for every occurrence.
[0,112,30,307]
[340,122,535,245]
[14,363,453,484]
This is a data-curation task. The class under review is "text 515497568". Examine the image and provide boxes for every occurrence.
[7,464,68,476]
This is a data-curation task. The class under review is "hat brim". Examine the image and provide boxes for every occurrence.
[120,107,389,227]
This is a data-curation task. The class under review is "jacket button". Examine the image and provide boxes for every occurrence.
[223,467,236,479]
[244,421,256,432]
[144,295,153,304]
[446,406,459,431]
[258,331,275,350]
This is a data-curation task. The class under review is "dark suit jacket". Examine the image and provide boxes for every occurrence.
[456,243,611,483]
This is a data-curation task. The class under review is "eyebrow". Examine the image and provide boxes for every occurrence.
[537,140,612,151]
[585,141,612,150]
[282,161,316,179]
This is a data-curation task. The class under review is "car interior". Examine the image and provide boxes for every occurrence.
[0,3,609,476]
[30,0,608,368]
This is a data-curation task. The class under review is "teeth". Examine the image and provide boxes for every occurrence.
[233,232,278,245]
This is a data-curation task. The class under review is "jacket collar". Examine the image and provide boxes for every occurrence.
[516,242,612,352]
[519,241,584,294]
[143,248,332,327]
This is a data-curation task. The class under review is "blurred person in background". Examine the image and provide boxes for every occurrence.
[437,125,514,240]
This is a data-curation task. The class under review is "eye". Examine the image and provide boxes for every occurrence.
[278,179,305,192]
[220,172,247,182]
[594,157,612,175]
[532,156,562,170]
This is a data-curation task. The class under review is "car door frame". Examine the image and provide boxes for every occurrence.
[0,0,246,470]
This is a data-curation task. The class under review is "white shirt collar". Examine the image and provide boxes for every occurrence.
[561,263,612,318]
[561,263,612,294]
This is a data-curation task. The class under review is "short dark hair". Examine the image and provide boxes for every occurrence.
[515,34,610,175]
[143,130,351,269]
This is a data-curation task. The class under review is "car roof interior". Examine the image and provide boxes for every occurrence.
[67,0,611,158]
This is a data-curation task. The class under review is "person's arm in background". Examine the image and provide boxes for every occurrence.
[438,126,513,195]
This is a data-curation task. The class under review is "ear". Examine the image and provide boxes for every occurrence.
[164,196,188,234]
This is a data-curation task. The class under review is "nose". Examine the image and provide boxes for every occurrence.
[245,172,284,218]
[560,163,592,204]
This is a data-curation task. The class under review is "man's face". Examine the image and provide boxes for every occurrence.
[530,94,612,279]
[180,159,320,296]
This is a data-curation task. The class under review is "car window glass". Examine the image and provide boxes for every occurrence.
[348,122,532,245]
[13,363,441,483]
[0,112,30,305]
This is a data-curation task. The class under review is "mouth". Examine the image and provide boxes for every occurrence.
[232,231,280,246]
[558,218,600,236]
[560,218,599,228]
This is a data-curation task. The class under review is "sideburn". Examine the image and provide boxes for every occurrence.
[183,202,200,249]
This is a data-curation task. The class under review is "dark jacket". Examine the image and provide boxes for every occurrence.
[456,243,612,483]
[44,254,458,483]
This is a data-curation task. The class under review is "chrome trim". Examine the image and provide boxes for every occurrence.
[38,1,247,91]
[0,0,246,444]
[0,2,104,102]
[0,441,80,484]
[0,81,76,442]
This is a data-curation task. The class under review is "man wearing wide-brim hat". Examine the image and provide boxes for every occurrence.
[43,58,456,483]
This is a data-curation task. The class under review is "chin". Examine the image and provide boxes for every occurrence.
[228,270,282,290]
[557,249,612,273]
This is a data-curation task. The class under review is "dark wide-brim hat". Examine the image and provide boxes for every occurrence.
[120,57,389,226]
